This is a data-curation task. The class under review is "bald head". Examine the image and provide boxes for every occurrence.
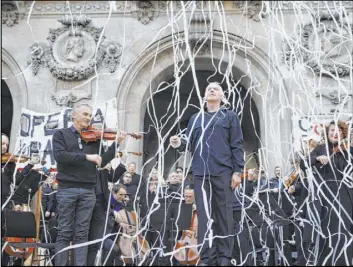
[205,82,224,104]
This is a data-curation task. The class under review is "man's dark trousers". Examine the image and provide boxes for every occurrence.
[194,172,234,266]
[55,187,96,266]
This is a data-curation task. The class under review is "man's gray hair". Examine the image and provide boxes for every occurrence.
[112,184,127,194]
[72,103,93,114]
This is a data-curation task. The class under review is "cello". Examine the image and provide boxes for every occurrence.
[115,207,150,264]
[174,208,199,265]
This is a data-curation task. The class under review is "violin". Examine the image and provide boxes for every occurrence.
[174,209,199,265]
[284,171,298,189]
[1,153,47,165]
[2,153,31,164]
[283,162,302,190]
[115,208,150,264]
[332,138,350,154]
[81,125,142,143]
[117,151,142,157]
[4,204,35,259]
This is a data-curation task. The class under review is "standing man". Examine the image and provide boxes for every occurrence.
[52,103,125,266]
[170,82,245,266]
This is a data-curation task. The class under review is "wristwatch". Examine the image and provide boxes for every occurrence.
[233,172,242,177]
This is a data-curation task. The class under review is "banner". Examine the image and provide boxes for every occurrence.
[14,99,118,169]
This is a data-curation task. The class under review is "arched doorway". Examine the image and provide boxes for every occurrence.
[143,67,260,178]
[2,48,28,152]
[116,32,292,177]
[1,80,13,137]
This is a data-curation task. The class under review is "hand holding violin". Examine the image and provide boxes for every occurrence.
[117,131,127,144]
[288,185,295,194]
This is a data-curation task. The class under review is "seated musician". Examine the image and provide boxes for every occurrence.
[182,187,196,239]
[166,171,183,201]
[87,160,126,266]
[99,184,129,266]
[112,184,150,265]
[1,133,38,210]
[183,186,195,205]
[1,133,40,266]
[119,171,138,210]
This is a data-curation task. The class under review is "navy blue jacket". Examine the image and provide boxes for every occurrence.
[182,109,245,176]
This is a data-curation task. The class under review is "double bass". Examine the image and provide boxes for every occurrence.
[115,207,150,264]
[174,209,199,265]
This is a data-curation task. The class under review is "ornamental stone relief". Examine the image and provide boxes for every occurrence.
[132,1,159,25]
[233,1,267,22]
[27,14,122,80]
[284,11,353,77]
[26,14,122,106]
[1,1,24,27]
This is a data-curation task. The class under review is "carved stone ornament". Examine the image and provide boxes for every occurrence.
[27,42,50,75]
[52,79,93,107]
[100,42,123,73]
[1,1,24,27]
[25,1,131,14]
[132,1,159,25]
[284,11,353,77]
[233,1,267,22]
[26,14,122,80]
[315,90,353,105]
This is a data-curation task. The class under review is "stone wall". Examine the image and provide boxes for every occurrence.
[2,1,352,174]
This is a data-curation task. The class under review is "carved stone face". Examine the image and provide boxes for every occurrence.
[64,36,85,62]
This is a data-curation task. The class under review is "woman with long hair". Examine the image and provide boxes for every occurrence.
[300,120,353,266]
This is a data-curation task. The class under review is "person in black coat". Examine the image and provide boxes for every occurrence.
[87,161,127,266]
[1,133,38,209]
[1,133,38,266]
[300,120,353,266]
[42,176,57,220]
[119,171,138,210]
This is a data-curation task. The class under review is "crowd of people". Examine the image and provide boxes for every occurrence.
[1,82,353,266]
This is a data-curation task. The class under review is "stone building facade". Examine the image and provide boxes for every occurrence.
[2,1,352,177]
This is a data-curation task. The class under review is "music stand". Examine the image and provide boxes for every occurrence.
[165,202,192,257]
[257,191,290,266]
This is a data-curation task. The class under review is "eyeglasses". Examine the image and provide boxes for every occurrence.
[78,137,83,150]
[125,176,132,178]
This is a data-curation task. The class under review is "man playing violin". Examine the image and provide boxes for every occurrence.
[52,103,126,266]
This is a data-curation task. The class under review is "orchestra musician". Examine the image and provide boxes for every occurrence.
[1,133,38,210]
[102,184,129,266]
[52,103,126,266]
[170,82,245,266]
[1,133,39,266]
[299,120,353,266]
[87,161,127,266]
